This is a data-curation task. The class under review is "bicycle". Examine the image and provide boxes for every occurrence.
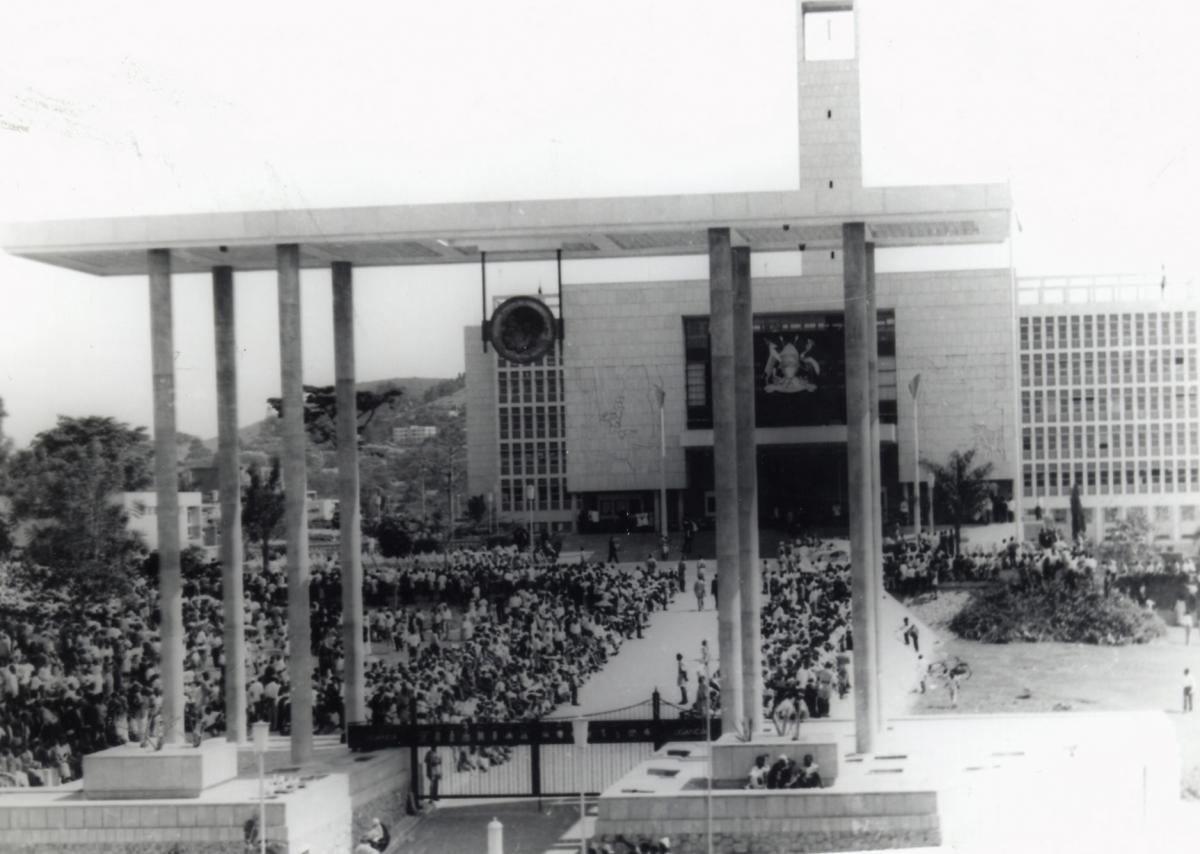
[926,656,972,683]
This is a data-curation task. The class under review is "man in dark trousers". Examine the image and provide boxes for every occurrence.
[676,653,689,705]
[424,748,442,805]
[608,535,620,564]
[676,559,687,593]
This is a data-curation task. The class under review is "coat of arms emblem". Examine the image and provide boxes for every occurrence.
[763,337,820,393]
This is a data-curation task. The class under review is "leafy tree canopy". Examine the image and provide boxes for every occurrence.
[242,458,285,567]
[921,448,995,553]
[1097,508,1158,569]
[266,385,403,448]
[5,416,152,599]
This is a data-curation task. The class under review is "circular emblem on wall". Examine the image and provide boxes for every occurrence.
[489,296,557,364]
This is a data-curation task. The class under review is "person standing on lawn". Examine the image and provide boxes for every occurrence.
[1184,668,1195,713]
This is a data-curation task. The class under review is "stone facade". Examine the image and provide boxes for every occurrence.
[552,262,1014,496]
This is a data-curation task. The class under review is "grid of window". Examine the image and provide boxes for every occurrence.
[496,344,569,514]
[1019,310,1200,500]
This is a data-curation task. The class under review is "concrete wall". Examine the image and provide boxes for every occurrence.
[560,262,1015,495]
[596,789,939,854]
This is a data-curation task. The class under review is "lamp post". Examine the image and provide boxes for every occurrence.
[573,717,588,854]
[526,482,536,556]
[252,721,270,854]
[909,374,922,538]
[488,818,504,854]
[656,386,667,540]
[699,640,713,854]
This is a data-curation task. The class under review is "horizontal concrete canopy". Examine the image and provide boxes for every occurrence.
[2,183,1009,276]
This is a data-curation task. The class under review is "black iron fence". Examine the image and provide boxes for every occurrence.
[347,690,720,799]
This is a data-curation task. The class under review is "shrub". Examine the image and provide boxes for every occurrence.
[949,580,1167,645]
[411,537,441,554]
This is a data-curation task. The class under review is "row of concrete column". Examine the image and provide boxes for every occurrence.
[706,224,883,753]
[146,247,365,763]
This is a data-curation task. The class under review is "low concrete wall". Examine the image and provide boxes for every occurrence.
[596,789,939,853]
[83,741,238,800]
[0,773,352,854]
[711,742,839,787]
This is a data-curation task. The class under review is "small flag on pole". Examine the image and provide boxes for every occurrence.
[908,374,921,399]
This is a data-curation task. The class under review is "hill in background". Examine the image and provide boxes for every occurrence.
[202,375,463,450]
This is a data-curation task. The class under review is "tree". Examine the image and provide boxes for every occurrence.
[467,494,488,526]
[0,396,12,491]
[374,515,412,558]
[5,416,152,599]
[1070,482,1086,541]
[921,448,995,554]
[242,459,285,567]
[266,385,403,448]
[1098,508,1157,570]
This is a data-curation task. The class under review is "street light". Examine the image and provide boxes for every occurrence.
[525,482,537,556]
[252,721,270,854]
[573,717,589,854]
[698,640,713,854]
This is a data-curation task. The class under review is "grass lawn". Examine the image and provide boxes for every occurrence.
[909,591,1200,798]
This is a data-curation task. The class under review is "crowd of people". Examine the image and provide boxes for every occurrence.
[0,545,681,788]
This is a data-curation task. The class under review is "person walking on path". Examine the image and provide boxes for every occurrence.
[608,535,620,564]
[1184,668,1195,713]
[676,653,689,705]
[711,574,719,608]
[424,747,442,805]
[677,559,687,594]
[693,577,706,611]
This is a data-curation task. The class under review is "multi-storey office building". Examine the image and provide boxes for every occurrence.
[1018,275,1200,546]
[464,0,1019,538]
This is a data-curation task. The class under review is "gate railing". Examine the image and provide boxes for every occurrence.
[346,690,720,799]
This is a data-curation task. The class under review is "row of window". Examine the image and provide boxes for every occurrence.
[498,476,570,512]
[1022,461,1200,498]
[1042,504,1197,527]
[1020,348,1197,387]
[1023,423,1200,461]
[499,441,566,478]
[497,348,560,369]
[497,369,563,406]
[1020,387,1199,424]
[1019,311,1197,351]
[498,405,565,442]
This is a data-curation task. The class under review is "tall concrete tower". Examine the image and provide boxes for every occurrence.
[796,0,863,194]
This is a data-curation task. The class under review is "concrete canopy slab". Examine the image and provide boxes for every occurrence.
[1,183,1010,277]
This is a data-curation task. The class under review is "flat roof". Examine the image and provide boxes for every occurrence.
[1,182,1010,277]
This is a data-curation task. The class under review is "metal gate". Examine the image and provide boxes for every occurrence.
[347,691,720,799]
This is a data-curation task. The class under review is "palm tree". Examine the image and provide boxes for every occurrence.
[921,448,995,554]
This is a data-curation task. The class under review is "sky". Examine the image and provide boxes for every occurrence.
[1,0,1198,447]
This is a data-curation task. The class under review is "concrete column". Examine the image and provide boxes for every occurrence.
[865,243,885,738]
[332,262,366,726]
[213,266,247,744]
[708,227,743,733]
[843,223,879,755]
[732,246,762,735]
[149,248,185,746]
[277,244,313,763]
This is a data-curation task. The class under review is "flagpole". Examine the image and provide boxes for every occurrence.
[912,378,921,539]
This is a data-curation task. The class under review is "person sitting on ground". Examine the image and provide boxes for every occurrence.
[792,753,822,789]
[355,816,390,854]
[746,753,769,789]
[765,753,789,789]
